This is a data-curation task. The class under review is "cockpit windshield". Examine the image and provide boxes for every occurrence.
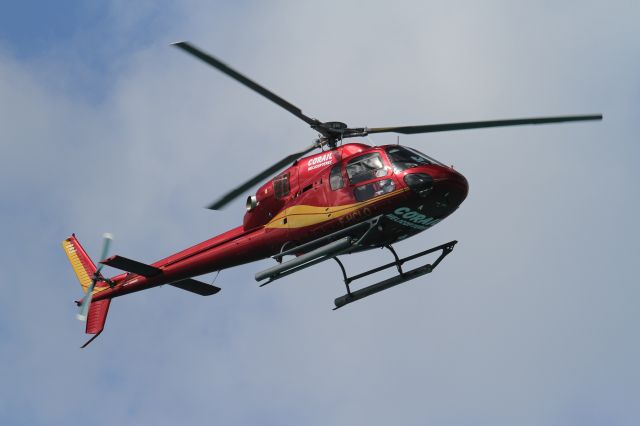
[385,146,444,172]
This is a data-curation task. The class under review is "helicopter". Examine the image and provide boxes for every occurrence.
[62,41,602,347]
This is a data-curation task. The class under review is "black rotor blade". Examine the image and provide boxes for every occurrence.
[172,41,320,127]
[365,114,603,135]
[207,143,319,210]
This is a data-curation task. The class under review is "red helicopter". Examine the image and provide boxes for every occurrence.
[62,42,602,347]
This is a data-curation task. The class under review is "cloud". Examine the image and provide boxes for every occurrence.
[1,1,639,425]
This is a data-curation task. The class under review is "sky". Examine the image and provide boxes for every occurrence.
[1,1,639,424]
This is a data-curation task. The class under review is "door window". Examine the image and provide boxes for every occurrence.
[329,163,344,190]
[346,153,386,185]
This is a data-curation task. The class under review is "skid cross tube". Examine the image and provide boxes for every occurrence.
[333,240,457,310]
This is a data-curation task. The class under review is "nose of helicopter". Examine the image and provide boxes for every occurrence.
[403,166,469,213]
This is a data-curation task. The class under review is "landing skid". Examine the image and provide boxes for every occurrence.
[254,215,457,309]
[332,240,456,309]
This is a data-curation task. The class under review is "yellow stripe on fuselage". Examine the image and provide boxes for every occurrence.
[265,188,408,229]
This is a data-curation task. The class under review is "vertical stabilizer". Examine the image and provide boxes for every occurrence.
[62,234,97,293]
[62,234,112,347]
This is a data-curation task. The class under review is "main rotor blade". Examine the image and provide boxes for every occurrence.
[365,114,603,135]
[172,41,320,127]
[207,143,319,210]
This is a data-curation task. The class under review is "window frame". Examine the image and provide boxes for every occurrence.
[273,172,290,199]
[345,152,389,186]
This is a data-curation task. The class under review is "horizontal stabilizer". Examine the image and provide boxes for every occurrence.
[101,255,162,277]
[169,278,221,296]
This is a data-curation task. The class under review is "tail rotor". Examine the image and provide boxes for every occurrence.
[76,233,113,321]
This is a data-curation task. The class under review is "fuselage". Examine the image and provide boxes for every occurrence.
[93,142,468,301]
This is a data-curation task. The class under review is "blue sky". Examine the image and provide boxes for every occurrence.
[0,1,183,102]
[1,1,639,425]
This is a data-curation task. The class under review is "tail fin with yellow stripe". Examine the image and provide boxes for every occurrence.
[62,234,112,347]
[62,234,98,293]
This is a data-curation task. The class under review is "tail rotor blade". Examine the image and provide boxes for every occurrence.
[77,233,113,322]
[95,233,113,275]
[76,279,96,321]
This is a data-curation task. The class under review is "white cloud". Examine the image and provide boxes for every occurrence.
[1,1,639,425]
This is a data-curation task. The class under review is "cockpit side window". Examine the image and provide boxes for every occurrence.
[385,146,442,172]
[329,163,344,190]
[273,172,290,199]
[346,153,387,185]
